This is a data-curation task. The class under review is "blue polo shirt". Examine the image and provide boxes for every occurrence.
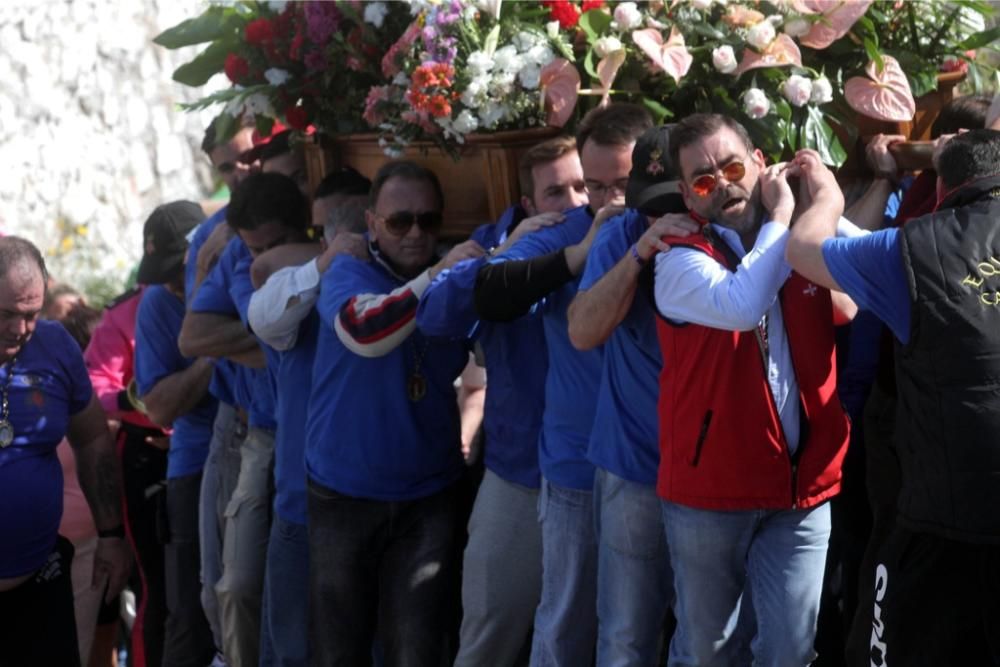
[579,210,661,485]
[186,206,238,408]
[305,254,467,501]
[488,206,603,490]
[134,285,217,479]
[417,206,547,489]
[271,312,319,525]
[189,237,259,420]
[823,228,910,343]
[0,321,92,577]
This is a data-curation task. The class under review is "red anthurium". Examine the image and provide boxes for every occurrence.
[844,55,916,122]
[285,105,310,130]
[245,18,275,45]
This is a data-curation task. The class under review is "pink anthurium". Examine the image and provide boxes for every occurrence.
[540,58,581,127]
[798,0,874,49]
[733,34,802,77]
[632,27,693,84]
[844,55,915,122]
[596,49,627,105]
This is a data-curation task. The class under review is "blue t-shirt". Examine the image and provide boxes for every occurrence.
[189,236,258,418]
[417,206,547,488]
[823,228,911,343]
[489,206,603,490]
[134,285,217,479]
[305,254,467,501]
[579,210,662,485]
[0,321,92,577]
[272,312,319,524]
[231,250,277,431]
[186,206,238,408]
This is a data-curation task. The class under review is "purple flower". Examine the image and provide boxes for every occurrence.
[304,1,342,46]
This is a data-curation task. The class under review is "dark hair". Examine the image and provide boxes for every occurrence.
[0,236,49,286]
[60,303,102,351]
[201,120,219,156]
[575,103,653,151]
[43,283,82,318]
[368,161,444,211]
[935,128,1000,190]
[259,131,300,164]
[518,135,577,202]
[314,166,372,200]
[227,172,311,232]
[931,95,991,138]
[669,113,755,177]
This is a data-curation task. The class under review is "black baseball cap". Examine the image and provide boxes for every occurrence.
[136,201,204,285]
[625,124,686,217]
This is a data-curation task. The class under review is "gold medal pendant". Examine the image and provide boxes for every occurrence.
[407,373,427,402]
[0,420,13,448]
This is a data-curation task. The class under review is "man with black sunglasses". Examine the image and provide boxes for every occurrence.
[650,113,857,665]
[303,160,483,666]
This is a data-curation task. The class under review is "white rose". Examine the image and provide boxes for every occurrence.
[493,45,523,74]
[490,70,517,96]
[453,109,480,134]
[810,76,833,104]
[594,36,624,59]
[782,74,813,107]
[518,64,542,89]
[783,17,811,38]
[546,20,560,39]
[526,44,555,67]
[613,2,643,29]
[712,45,737,74]
[363,2,389,28]
[467,51,494,76]
[742,88,770,119]
[746,19,776,50]
[692,0,713,10]
[264,68,290,86]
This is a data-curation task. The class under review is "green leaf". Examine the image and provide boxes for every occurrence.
[584,49,598,80]
[483,24,501,57]
[154,7,229,49]
[642,97,672,122]
[863,38,883,70]
[691,22,726,41]
[957,26,1000,50]
[802,105,847,167]
[172,37,238,86]
[578,9,613,41]
[255,115,275,138]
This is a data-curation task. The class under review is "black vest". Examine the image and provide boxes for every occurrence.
[896,175,1000,544]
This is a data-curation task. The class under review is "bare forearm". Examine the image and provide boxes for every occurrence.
[141,358,214,428]
[179,312,259,359]
[844,178,895,231]
[787,198,842,291]
[251,243,321,289]
[568,256,641,350]
[563,227,598,276]
[75,435,123,531]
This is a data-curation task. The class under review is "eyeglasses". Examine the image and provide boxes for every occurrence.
[375,210,444,237]
[690,160,747,197]
[585,178,630,199]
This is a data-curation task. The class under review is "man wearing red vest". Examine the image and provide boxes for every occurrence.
[652,113,852,665]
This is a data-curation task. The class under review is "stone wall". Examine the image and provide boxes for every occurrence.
[0,0,222,302]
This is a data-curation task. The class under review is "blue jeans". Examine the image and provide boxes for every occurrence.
[530,479,598,667]
[260,516,309,667]
[307,478,457,667]
[454,469,542,667]
[661,500,831,667]
[593,468,673,667]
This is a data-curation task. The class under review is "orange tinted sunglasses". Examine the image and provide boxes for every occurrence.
[690,160,747,197]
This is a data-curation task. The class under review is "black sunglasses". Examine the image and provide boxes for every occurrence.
[376,210,443,237]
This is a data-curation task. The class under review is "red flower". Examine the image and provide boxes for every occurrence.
[285,105,310,130]
[542,1,581,29]
[581,0,603,11]
[224,54,250,83]
[428,95,452,118]
[411,66,438,90]
[245,18,275,45]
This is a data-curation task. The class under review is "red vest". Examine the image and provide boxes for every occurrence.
[656,234,849,510]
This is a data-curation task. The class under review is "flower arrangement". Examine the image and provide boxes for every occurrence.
[156,0,998,165]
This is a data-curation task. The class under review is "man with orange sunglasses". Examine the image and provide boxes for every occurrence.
[651,113,855,665]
